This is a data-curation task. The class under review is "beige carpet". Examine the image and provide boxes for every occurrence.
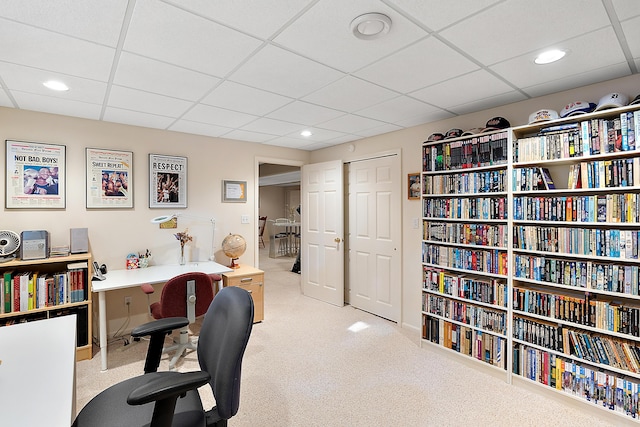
[76,251,629,426]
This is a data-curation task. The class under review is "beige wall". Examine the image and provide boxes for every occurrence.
[3,73,639,336]
[0,108,309,334]
[311,73,640,332]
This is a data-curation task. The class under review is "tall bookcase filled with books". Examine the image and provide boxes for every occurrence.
[421,130,511,374]
[0,253,93,361]
[422,104,640,422]
[511,104,640,420]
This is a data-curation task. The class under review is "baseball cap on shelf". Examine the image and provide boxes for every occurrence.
[426,132,445,142]
[444,128,463,139]
[461,127,484,136]
[595,92,629,111]
[528,109,559,124]
[481,116,511,132]
[630,94,640,106]
[560,101,597,118]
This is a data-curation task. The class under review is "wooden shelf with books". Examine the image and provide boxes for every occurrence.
[421,129,510,374]
[0,253,93,361]
[510,103,640,421]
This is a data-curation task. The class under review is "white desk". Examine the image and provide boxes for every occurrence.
[0,315,76,426]
[92,261,231,371]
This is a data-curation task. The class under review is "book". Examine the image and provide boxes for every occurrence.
[539,167,555,189]
[3,270,12,313]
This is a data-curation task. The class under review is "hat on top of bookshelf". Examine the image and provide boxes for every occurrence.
[481,116,510,132]
[444,128,463,139]
[426,132,445,142]
[560,101,597,118]
[630,94,640,106]
[461,127,484,136]
[595,92,629,111]
[528,109,559,124]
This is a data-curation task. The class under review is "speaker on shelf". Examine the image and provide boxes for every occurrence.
[70,227,89,254]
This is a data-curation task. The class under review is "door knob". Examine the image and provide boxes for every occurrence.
[334,237,342,243]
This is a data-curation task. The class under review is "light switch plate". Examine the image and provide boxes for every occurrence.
[241,215,250,224]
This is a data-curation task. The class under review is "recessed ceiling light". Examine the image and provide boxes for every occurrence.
[350,13,392,40]
[43,80,69,91]
[534,49,567,65]
[300,130,312,137]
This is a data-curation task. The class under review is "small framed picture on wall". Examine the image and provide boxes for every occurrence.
[5,140,66,209]
[149,154,187,208]
[222,180,247,203]
[408,173,421,200]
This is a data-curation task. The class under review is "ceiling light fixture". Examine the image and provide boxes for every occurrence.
[300,130,312,137]
[43,80,69,91]
[350,13,392,40]
[534,49,567,65]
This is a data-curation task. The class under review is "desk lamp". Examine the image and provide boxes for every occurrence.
[151,214,216,261]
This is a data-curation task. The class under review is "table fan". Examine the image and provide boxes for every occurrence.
[0,230,20,262]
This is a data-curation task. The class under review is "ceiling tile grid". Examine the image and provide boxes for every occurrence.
[0,0,638,150]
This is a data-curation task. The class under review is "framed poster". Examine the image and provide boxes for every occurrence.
[5,140,66,209]
[222,180,247,203]
[149,154,187,208]
[408,172,421,200]
[85,148,133,208]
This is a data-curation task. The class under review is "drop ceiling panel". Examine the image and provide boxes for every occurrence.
[201,81,293,116]
[168,119,233,138]
[0,20,115,81]
[229,44,345,98]
[440,0,610,66]
[221,129,278,143]
[273,0,428,73]
[182,103,258,128]
[0,62,108,104]
[0,0,128,46]
[490,28,628,89]
[621,15,640,59]
[123,1,262,77]
[14,92,102,120]
[240,117,304,135]
[386,0,502,31]
[612,0,640,20]
[104,107,177,130]
[410,69,519,109]
[302,76,398,113]
[108,85,193,118]
[266,101,345,126]
[114,52,220,101]
[164,0,315,39]
[354,37,479,93]
[356,95,443,124]
[318,114,390,134]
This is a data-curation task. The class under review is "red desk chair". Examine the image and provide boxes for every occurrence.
[141,272,222,370]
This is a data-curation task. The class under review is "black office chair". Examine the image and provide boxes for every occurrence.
[73,286,254,427]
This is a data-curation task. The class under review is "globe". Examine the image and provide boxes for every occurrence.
[221,233,246,268]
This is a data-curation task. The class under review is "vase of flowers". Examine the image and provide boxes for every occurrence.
[174,229,192,265]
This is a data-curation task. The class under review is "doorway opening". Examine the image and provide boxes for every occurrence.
[256,160,302,276]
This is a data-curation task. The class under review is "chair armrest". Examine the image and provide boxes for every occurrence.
[131,317,189,338]
[127,371,211,405]
[131,317,190,374]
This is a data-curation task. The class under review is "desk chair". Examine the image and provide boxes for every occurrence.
[258,216,267,248]
[141,272,220,370]
[73,286,255,427]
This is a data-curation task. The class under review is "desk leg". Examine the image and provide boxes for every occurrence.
[99,291,108,371]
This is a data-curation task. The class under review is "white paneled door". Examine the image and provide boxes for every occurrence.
[301,160,344,307]
[348,154,401,322]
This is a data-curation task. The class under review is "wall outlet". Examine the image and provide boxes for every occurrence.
[241,215,250,224]
[124,296,132,306]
